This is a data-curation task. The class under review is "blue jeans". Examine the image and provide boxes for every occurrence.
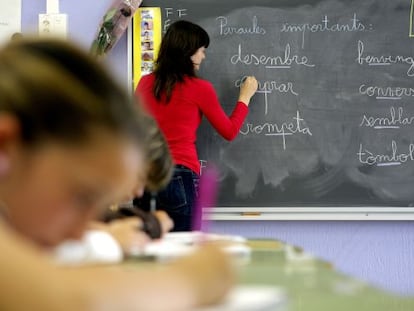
[157,165,199,232]
[132,165,199,231]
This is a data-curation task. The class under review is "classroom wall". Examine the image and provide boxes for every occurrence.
[21,0,129,86]
[210,220,414,296]
[21,0,414,297]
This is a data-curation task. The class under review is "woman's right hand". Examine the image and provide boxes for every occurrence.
[238,76,258,106]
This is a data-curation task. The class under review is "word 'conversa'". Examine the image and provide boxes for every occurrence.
[239,110,312,150]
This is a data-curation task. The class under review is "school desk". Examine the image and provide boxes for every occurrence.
[124,238,414,311]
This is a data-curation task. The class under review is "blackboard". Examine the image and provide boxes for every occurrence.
[137,0,414,209]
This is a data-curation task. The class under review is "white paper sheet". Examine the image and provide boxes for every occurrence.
[127,231,252,262]
[0,0,21,44]
[196,285,288,311]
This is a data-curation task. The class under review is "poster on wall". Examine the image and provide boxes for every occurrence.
[0,0,21,45]
[132,7,161,90]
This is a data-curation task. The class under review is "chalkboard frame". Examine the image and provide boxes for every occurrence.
[127,1,414,220]
[206,207,414,220]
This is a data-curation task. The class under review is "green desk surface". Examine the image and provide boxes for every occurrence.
[240,240,414,311]
[125,239,414,310]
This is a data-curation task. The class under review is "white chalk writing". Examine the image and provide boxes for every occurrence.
[235,77,298,115]
[163,8,188,32]
[216,16,266,36]
[239,110,312,149]
[360,107,414,129]
[359,84,414,99]
[357,141,414,166]
[230,43,315,68]
[357,40,414,76]
[235,77,298,95]
[199,160,208,175]
[281,13,369,48]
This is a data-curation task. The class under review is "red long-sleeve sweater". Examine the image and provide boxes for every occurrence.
[136,73,249,174]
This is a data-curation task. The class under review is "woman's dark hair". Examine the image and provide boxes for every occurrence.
[153,20,210,102]
[142,114,173,191]
[0,37,147,148]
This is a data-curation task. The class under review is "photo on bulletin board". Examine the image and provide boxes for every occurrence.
[142,20,153,30]
[130,7,161,89]
[141,41,154,51]
[141,51,154,61]
[141,61,154,73]
[141,30,152,40]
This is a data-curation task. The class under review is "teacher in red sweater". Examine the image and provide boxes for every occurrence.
[135,20,258,231]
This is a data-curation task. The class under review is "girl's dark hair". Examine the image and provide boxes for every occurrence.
[153,20,210,102]
[0,37,147,148]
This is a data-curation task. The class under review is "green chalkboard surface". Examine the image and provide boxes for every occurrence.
[138,0,414,208]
